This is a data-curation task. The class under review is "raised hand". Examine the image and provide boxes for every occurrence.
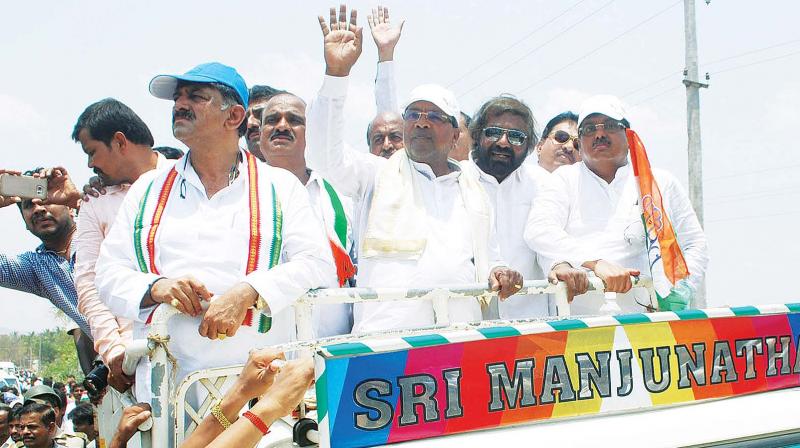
[0,168,23,208]
[41,166,81,209]
[318,4,363,76]
[368,5,404,62]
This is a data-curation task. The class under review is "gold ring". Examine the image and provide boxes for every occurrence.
[217,333,227,340]
[170,299,180,308]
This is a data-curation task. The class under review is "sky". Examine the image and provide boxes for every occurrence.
[1,0,799,333]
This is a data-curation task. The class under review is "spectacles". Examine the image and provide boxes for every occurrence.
[550,130,579,147]
[402,110,455,126]
[578,120,626,136]
[482,126,528,146]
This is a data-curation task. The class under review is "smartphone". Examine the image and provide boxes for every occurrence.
[0,174,47,200]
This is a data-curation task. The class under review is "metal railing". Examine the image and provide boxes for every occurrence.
[119,276,654,447]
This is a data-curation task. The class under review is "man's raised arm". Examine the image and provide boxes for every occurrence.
[369,5,403,113]
[306,4,383,200]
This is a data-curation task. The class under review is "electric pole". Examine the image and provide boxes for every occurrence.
[683,0,709,308]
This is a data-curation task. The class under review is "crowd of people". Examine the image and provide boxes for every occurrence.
[0,4,709,447]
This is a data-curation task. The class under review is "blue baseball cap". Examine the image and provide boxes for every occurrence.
[149,62,249,108]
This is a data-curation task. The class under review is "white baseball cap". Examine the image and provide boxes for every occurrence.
[578,94,627,126]
[403,84,460,126]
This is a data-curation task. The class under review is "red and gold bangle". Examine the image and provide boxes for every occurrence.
[242,410,270,435]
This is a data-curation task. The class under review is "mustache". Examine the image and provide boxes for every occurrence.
[270,130,294,141]
[246,125,261,138]
[592,136,612,148]
[172,109,195,123]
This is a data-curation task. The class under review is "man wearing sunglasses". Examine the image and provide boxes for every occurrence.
[460,96,584,319]
[306,5,523,332]
[524,95,708,314]
[244,85,283,161]
[536,111,581,173]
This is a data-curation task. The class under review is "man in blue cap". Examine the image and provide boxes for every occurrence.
[95,62,335,398]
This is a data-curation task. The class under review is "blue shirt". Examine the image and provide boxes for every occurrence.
[0,244,92,337]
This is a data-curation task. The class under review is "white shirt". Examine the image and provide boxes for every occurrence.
[305,171,353,337]
[306,75,505,333]
[95,151,335,387]
[524,162,708,313]
[461,159,554,319]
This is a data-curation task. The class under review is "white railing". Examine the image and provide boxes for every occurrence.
[117,276,654,447]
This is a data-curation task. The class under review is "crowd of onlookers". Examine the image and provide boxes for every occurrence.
[1,373,96,447]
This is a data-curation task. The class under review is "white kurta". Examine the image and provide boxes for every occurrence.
[460,159,554,319]
[95,151,335,390]
[306,75,505,334]
[524,162,708,314]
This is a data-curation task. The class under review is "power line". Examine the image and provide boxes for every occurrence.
[630,85,681,107]
[621,38,800,100]
[455,0,617,98]
[515,0,681,96]
[710,48,800,75]
[704,38,800,67]
[446,0,591,88]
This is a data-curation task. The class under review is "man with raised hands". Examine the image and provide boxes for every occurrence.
[306,5,523,333]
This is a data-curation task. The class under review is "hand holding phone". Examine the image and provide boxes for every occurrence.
[0,170,45,207]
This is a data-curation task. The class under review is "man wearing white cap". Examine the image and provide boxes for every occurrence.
[524,94,708,313]
[306,5,523,333]
[95,62,334,394]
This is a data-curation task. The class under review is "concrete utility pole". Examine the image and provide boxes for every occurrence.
[683,0,709,308]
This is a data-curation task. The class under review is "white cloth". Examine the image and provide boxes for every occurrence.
[306,75,505,333]
[374,61,398,114]
[305,171,353,337]
[524,162,708,314]
[460,159,554,319]
[95,151,335,394]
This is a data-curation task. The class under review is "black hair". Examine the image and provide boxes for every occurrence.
[153,146,184,160]
[18,402,55,426]
[67,403,94,426]
[9,406,22,421]
[460,112,472,128]
[249,85,283,104]
[53,388,66,410]
[469,95,539,152]
[71,98,155,147]
[541,111,579,140]
[0,404,10,423]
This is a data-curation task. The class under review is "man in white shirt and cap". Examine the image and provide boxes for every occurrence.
[306,5,523,333]
[524,94,708,313]
[95,62,335,393]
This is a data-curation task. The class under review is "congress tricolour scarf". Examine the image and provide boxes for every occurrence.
[321,179,356,286]
[133,151,281,332]
[626,129,691,310]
